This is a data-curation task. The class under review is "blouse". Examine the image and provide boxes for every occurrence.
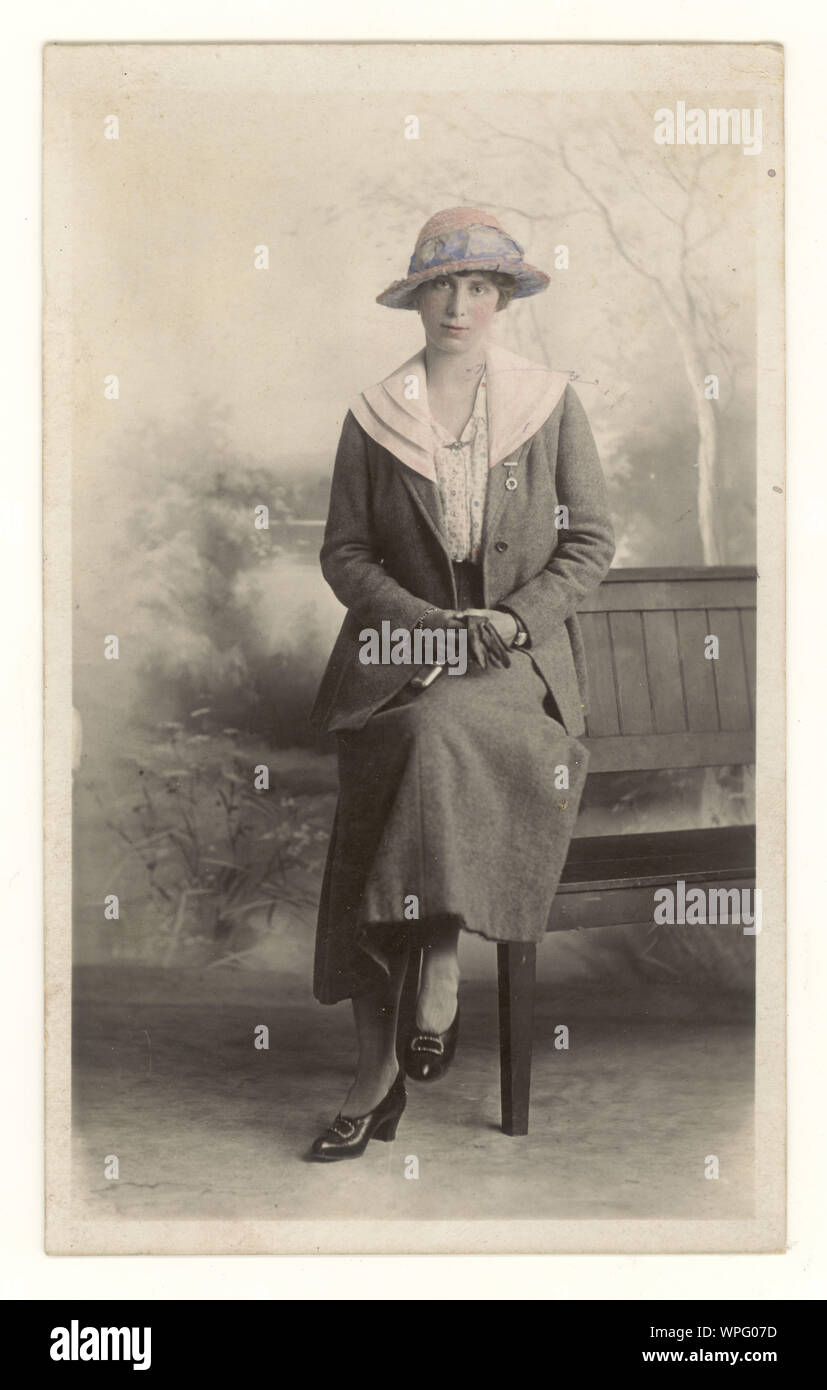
[429,373,489,563]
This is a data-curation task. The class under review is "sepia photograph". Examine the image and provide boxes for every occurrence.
[43,40,785,1255]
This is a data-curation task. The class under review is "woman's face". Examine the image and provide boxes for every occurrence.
[417,272,501,356]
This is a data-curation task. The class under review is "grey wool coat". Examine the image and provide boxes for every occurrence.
[309,344,616,740]
[310,343,616,1003]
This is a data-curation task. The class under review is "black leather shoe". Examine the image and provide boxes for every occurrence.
[310,1071,407,1162]
[404,1004,460,1083]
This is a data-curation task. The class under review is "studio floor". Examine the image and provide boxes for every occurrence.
[70,964,755,1227]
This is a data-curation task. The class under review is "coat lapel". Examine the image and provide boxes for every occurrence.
[398,465,451,557]
[480,437,533,549]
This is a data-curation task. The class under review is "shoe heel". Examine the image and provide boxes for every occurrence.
[372,1109,403,1142]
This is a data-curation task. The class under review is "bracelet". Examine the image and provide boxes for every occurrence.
[495,604,529,647]
[413,606,441,630]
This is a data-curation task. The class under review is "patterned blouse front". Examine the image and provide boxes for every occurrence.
[429,373,489,563]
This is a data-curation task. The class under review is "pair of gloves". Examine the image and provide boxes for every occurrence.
[459,610,513,670]
[435,607,519,671]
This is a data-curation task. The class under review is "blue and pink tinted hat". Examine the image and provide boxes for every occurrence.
[376,206,550,310]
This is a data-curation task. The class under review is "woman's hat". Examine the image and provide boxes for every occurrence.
[376,207,550,310]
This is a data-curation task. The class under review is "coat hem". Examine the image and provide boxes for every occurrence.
[313,907,557,1006]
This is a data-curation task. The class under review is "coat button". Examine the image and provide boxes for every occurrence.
[494,541,509,553]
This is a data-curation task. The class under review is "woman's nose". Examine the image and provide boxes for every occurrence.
[447,285,468,318]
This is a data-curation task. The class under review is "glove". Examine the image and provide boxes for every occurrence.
[463,612,512,670]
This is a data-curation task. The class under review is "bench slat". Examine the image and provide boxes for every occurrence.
[642,610,687,732]
[583,730,754,771]
[740,607,756,724]
[561,824,755,885]
[677,610,720,730]
[548,824,756,930]
[600,566,756,583]
[548,878,756,931]
[709,608,752,731]
[580,611,621,735]
[609,611,654,733]
[578,578,756,613]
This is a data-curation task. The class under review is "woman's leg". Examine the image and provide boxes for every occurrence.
[416,917,461,1034]
[342,943,409,1116]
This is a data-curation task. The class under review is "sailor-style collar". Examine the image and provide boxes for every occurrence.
[349,342,570,483]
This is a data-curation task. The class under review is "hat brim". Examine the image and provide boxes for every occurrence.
[376,258,550,310]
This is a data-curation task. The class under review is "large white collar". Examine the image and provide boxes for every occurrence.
[349,342,569,483]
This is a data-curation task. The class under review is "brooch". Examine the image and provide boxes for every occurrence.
[503,460,519,491]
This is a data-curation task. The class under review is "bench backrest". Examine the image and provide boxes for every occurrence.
[579,566,756,773]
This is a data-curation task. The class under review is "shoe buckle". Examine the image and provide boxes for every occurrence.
[329,1116,356,1138]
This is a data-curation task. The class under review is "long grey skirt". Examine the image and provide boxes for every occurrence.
[313,566,589,1005]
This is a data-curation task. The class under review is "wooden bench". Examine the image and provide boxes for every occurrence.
[401,565,757,1134]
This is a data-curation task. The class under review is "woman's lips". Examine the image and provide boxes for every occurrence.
[442,324,468,334]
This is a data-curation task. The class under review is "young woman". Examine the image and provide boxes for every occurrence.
[308,207,615,1160]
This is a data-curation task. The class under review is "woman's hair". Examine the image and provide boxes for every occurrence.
[414,270,516,312]
[489,272,517,310]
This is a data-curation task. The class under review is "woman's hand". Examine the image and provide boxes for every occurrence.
[417,608,466,633]
[459,608,519,645]
[454,608,517,670]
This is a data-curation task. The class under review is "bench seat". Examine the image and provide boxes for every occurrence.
[548,824,756,930]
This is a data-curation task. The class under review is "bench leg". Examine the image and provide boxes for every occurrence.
[497,941,536,1136]
[396,945,422,1064]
